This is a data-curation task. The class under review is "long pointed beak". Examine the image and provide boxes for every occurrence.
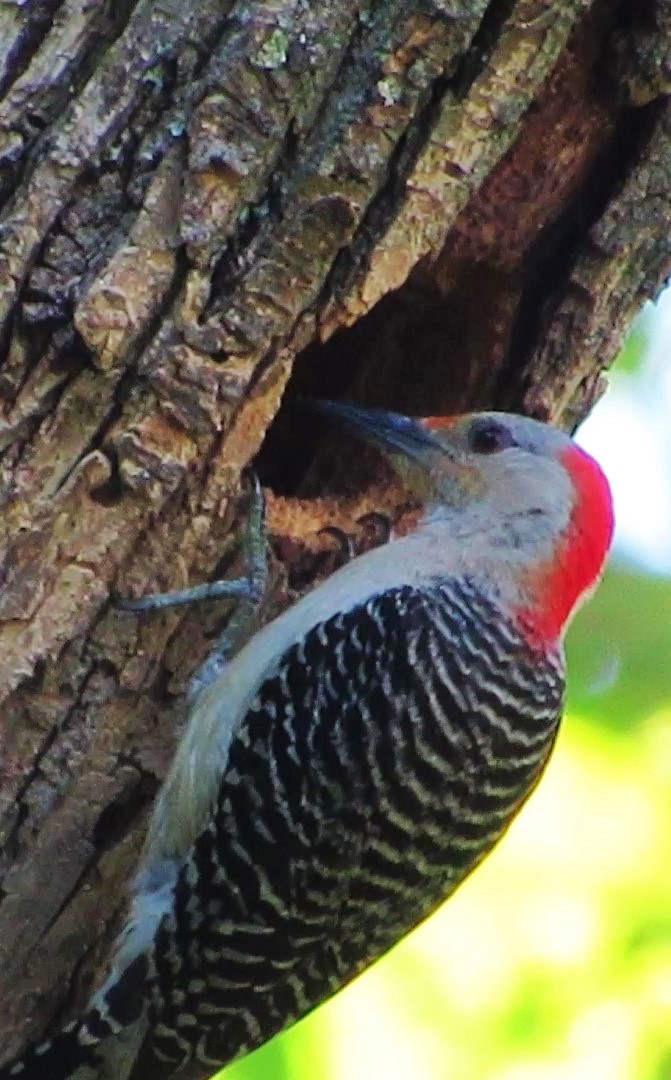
[311,400,442,462]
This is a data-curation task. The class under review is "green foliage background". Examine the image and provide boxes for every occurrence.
[218,322,671,1080]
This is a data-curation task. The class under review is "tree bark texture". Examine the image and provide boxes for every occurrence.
[0,0,669,1065]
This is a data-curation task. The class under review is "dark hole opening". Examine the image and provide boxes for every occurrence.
[255,273,471,497]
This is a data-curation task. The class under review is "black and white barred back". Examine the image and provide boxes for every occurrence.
[2,579,565,1080]
[137,577,564,1077]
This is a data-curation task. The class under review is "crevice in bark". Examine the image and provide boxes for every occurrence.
[314,0,528,316]
[0,300,14,377]
[203,2,423,324]
[52,250,190,496]
[0,656,106,868]
[204,145,293,322]
[50,933,112,1030]
[0,0,142,204]
[91,769,160,856]
[450,0,517,97]
[1,691,86,868]
[501,94,665,415]
[201,2,384,321]
[88,441,125,506]
[319,80,443,311]
[0,0,66,99]
[40,854,102,941]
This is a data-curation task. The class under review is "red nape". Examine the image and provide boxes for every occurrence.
[420,416,456,430]
[516,444,614,648]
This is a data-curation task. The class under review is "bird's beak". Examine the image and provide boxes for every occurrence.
[311,400,443,463]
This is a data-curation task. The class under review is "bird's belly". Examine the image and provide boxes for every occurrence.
[162,734,553,1075]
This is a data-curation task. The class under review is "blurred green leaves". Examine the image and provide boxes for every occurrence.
[566,560,671,729]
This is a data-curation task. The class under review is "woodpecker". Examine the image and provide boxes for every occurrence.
[0,405,614,1080]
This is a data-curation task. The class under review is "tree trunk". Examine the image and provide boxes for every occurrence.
[0,0,669,1066]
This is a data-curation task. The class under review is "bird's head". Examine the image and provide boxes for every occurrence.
[315,401,614,646]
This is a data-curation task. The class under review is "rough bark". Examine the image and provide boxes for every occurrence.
[0,0,669,1066]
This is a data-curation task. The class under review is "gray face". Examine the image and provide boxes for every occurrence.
[426,411,572,463]
[311,402,611,647]
[313,402,579,545]
[418,412,578,542]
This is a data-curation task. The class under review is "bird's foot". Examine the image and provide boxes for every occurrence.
[118,473,268,698]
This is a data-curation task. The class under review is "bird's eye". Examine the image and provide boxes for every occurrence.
[467,418,515,454]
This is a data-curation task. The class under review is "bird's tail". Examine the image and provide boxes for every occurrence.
[0,1016,104,1079]
[0,955,149,1080]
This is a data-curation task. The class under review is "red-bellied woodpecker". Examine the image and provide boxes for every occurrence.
[0,405,614,1080]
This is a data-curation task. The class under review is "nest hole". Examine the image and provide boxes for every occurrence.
[256,266,498,499]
